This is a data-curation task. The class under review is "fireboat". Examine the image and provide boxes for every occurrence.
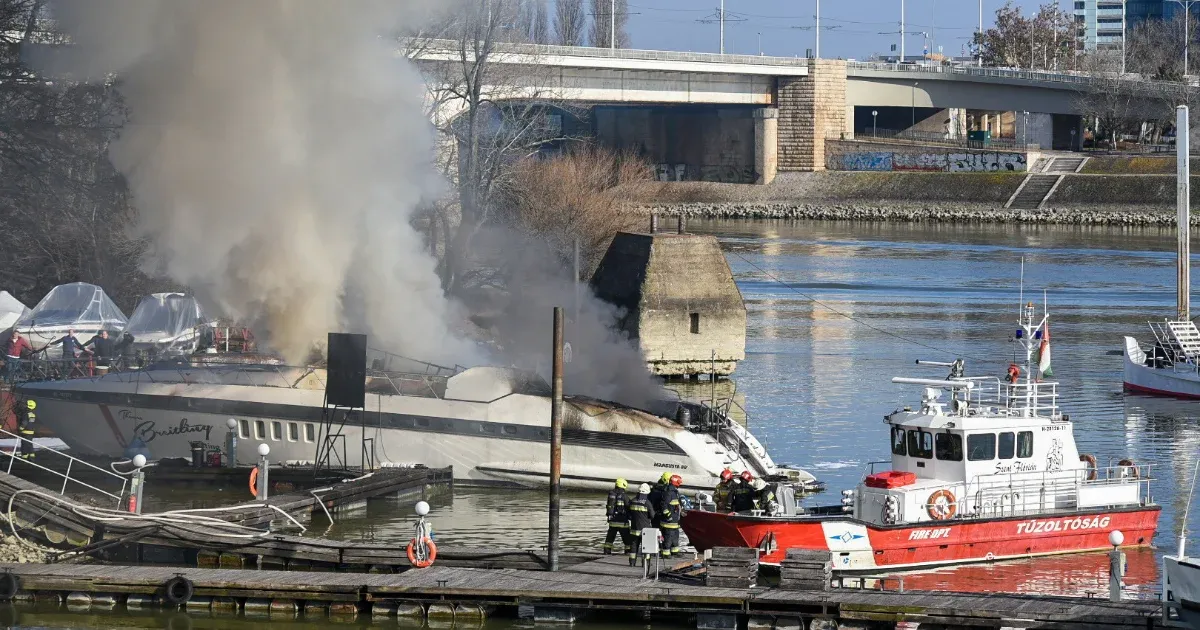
[682,300,1160,571]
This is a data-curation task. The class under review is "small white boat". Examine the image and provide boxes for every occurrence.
[1163,461,1200,629]
[0,292,29,332]
[13,283,127,348]
[1124,105,1200,399]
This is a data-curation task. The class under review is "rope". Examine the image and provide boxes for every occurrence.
[727,249,1005,366]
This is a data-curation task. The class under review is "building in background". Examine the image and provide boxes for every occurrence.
[1074,0,1165,51]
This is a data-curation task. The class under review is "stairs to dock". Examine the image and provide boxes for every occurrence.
[1005,174,1061,210]
[1044,156,1088,173]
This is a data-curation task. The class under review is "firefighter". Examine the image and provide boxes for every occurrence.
[729,470,755,512]
[627,483,654,566]
[647,472,670,526]
[658,474,683,559]
[752,478,777,514]
[16,398,35,459]
[603,478,632,555]
[713,468,735,511]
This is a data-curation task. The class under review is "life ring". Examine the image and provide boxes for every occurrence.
[1006,364,1020,383]
[926,489,957,520]
[1079,454,1097,481]
[1118,458,1139,479]
[162,576,194,605]
[248,466,259,498]
[407,537,437,568]
[0,573,21,601]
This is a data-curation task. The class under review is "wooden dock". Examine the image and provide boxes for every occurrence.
[0,559,1165,629]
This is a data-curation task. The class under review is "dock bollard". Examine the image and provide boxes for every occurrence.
[257,444,270,501]
[1108,530,1126,602]
[225,418,237,467]
[129,454,146,515]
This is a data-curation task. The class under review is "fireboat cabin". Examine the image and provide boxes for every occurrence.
[682,301,1160,571]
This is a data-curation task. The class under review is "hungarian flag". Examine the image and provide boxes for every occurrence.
[1037,321,1053,378]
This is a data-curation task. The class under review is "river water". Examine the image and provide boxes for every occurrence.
[21,219,1200,626]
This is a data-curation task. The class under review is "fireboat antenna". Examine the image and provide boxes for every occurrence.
[1018,257,1025,319]
[1180,459,1200,558]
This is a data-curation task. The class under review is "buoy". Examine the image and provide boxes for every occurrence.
[248,466,259,498]
[926,489,957,520]
[407,537,437,568]
[1006,364,1020,383]
[162,576,194,605]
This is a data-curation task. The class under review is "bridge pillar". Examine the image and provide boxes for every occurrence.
[754,108,778,184]
[778,59,847,172]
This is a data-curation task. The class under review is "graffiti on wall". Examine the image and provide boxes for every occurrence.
[655,163,688,181]
[829,150,1027,173]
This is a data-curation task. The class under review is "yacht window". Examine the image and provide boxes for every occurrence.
[238,419,250,439]
[906,429,933,459]
[255,420,266,439]
[304,423,315,442]
[271,421,282,441]
[998,432,1015,459]
[288,422,299,441]
[967,433,996,461]
[1017,431,1034,458]
[935,433,963,461]
[503,425,519,436]
[891,427,907,456]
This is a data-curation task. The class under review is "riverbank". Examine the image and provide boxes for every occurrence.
[632,172,1192,224]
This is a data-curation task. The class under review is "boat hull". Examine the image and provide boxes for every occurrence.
[1123,336,1200,398]
[682,506,1160,571]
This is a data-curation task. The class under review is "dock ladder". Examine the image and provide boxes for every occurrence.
[1148,319,1200,363]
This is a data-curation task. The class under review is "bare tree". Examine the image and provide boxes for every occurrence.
[588,0,629,49]
[531,0,550,44]
[555,0,587,46]
[974,1,1073,70]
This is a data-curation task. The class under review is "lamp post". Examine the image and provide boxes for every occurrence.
[1121,0,1127,75]
[815,0,821,59]
[758,32,762,55]
[978,0,984,67]
[1022,110,1029,148]
[873,110,879,137]
[900,0,905,63]
[1170,0,1200,77]
[610,0,615,49]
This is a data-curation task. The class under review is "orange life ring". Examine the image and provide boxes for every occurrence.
[1079,454,1097,481]
[248,466,259,498]
[926,489,957,520]
[1118,458,1139,479]
[1006,364,1020,383]
[407,537,437,568]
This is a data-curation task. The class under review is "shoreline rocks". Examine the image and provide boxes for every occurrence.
[0,534,49,563]
[638,202,1184,226]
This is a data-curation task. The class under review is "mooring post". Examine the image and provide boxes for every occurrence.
[225,418,238,467]
[257,443,270,501]
[549,307,565,572]
[1109,530,1125,602]
[1178,105,1191,321]
[129,454,146,515]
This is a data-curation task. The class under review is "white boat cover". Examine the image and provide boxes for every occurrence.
[125,293,209,343]
[0,291,29,331]
[15,283,128,332]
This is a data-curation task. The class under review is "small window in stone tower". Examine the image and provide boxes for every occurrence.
[689,313,700,334]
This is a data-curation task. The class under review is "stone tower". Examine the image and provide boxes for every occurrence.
[590,230,747,377]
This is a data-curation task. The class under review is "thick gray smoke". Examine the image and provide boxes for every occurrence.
[48,0,477,364]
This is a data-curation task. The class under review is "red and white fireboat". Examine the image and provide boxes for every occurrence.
[682,301,1161,572]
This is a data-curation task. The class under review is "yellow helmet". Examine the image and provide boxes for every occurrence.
[24,400,35,411]
[660,472,672,483]
[615,478,628,489]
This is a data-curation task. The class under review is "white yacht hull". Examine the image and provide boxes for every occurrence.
[17,368,761,492]
[1123,336,1200,399]
[1164,555,1200,628]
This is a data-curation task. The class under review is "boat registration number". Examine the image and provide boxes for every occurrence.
[1016,516,1111,535]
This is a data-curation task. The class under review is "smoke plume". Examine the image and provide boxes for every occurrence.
[48,0,476,364]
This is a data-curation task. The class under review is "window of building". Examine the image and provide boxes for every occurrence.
[967,433,996,461]
[288,422,299,441]
[304,423,315,442]
[935,432,963,461]
[239,419,250,439]
[907,429,933,459]
[271,421,282,441]
[689,313,700,334]
[891,427,907,456]
[998,432,1015,459]
[1017,431,1034,458]
[255,420,266,440]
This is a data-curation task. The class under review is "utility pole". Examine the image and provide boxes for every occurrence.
[610,0,615,49]
[900,0,905,63]
[548,307,565,571]
[1121,0,1127,74]
[978,0,983,67]
[720,0,725,54]
[815,0,820,59]
[1171,0,1199,77]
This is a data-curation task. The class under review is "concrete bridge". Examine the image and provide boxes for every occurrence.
[413,40,1181,182]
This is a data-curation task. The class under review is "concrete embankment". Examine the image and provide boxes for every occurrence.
[634,171,1196,225]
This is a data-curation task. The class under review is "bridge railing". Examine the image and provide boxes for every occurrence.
[847,61,1192,89]
[410,37,811,69]
[829,128,1030,151]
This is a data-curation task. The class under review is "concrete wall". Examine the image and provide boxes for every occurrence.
[1015,113,1054,149]
[589,232,746,377]
[825,143,1028,172]
[594,106,757,183]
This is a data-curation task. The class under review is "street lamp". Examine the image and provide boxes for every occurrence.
[1121,0,1127,75]
[1170,0,1200,77]
[873,110,879,137]
[1022,110,1029,148]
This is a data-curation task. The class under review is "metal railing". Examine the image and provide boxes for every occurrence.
[0,426,128,508]
[956,377,1061,419]
[847,60,1196,90]
[831,129,1030,151]
[410,37,812,69]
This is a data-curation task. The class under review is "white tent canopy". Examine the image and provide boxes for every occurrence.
[15,283,128,342]
[126,293,210,344]
[0,291,29,331]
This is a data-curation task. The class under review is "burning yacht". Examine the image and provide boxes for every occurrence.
[125,293,216,357]
[17,359,818,493]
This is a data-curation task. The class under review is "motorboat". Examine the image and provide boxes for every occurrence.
[0,292,28,332]
[125,293,216,357]
[16,358,820,493]
[682,299,1160,571]
[1124,105,1200,399]
[13,283,127,348]
[1163,461,1200,629]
